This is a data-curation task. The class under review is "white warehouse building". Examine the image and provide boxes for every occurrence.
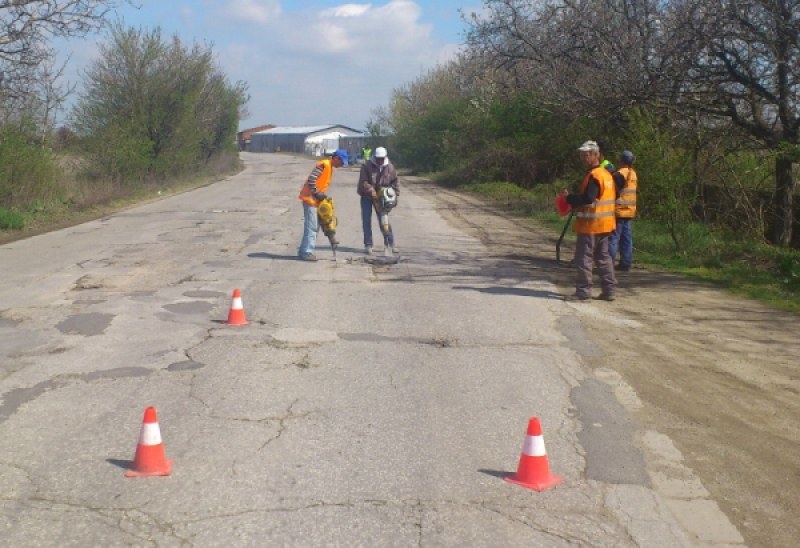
[248,125,364,157]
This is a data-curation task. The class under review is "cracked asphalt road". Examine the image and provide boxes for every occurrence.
[0,153,751,546]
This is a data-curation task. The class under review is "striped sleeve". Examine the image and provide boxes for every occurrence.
[306,165,325,191]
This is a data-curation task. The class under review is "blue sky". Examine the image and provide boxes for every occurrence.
[56,1,480,131]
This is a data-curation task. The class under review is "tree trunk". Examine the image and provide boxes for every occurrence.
[773,156,796,246]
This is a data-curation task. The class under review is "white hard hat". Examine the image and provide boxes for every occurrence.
[375,147,388,158]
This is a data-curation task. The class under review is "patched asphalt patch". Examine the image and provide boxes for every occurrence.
[56,313,114,336]
[167,360,205,371]
[183,290,226,299]
[163,301,216,315]
[572,378,650,486]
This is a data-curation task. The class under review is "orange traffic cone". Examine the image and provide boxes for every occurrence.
[226,288,248,326]
[505,417,562,491]
[125,406,173,477]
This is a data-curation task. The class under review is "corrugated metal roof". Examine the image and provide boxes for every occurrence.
[254,125,332,135]
[253,124,362,135]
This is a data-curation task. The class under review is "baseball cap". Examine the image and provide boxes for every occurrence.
[332,149,348,164]
[375,146,388,158]
[620,150,635,164]
[578,140,599,153]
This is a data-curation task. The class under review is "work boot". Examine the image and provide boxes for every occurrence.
[596,292,616,301]
[365,246,373,255]
[299,253,318,262]
[391,246,399,253]
[616,263,631,271]
[563,293,590,302]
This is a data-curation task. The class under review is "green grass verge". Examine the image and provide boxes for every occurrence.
[0,157,243,245]
[0,209,26,230]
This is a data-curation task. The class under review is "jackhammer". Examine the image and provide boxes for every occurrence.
[317,197,339,259]
[373,187,397,256]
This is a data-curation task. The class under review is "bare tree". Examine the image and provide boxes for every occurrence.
[1,1,125,119]
[365,106,391,137]
[668,0,800,246]
[465,0,673,121]
[464,0,800,245]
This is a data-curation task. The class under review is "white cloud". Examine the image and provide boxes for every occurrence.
[213,0,281,24]
[321,3,372,17]
[55,1,464,130]
[224,0,462,128]
[287,1,434,62]
[313,23,354,52]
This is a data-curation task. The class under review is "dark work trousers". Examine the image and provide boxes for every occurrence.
[609,218,633,267]
[574,232,617,298]
[360,196,394,248]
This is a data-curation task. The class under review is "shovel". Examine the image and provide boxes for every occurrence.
[556,210,574,264]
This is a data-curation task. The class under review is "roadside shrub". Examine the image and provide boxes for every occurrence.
[623,108,697,252]
[0,124,60,209]
[0,208,25,230]
[778,254,800,291]
[72,24,248,186]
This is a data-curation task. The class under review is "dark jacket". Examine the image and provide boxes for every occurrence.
[357,159,399,198]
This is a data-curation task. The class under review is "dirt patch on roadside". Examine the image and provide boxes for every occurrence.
[405,175,800,548]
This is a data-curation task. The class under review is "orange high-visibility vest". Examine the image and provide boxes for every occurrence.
[299,159,333,207]
[615,166,638,219]
[574,166,616,234]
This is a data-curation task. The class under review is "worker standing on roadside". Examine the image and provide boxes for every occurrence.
[361,146,372,165]
[562,140,617,301]
[297,149,348,261]
[610,150,638,271]
[598,141,616,173]
[357,146,399,255]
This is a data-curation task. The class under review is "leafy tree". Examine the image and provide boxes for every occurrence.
[392,96,468,173]
[624,108,697,250]
[196,70,248,160]
[71,24,248,183]
[388,63,467,171]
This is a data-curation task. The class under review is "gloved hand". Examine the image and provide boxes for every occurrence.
[313,191,327,201]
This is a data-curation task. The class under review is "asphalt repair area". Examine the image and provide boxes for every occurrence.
[1,153,792,545]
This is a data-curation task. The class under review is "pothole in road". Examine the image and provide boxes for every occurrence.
[74,275,105,290]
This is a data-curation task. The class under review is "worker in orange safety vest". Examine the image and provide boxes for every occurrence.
[610,150,638,271]
[562,140,618,301]
[298,149,348,261]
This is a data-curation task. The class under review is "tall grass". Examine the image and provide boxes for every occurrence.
[0,125,61,211]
